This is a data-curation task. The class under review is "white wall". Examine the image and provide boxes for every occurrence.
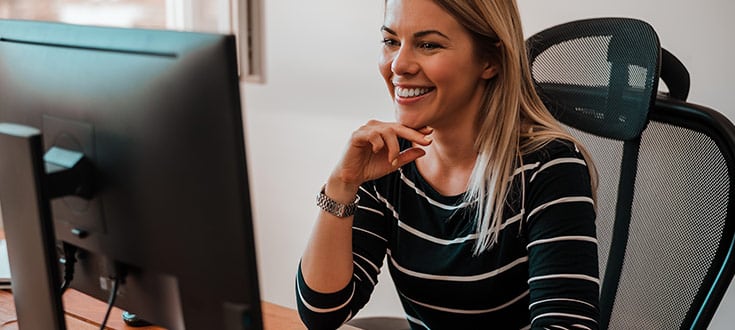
[242,0,403,318]
[517,0,733,116]
[242,0,735,326]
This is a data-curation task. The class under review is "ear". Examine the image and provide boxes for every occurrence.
[481,62,499,80]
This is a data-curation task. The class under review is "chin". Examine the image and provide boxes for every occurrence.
[395,115,425,130]
[394,103,431,129]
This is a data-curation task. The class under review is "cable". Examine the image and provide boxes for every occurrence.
[99,260,127,330]
[59,243,78,294]
[99,277,120,330]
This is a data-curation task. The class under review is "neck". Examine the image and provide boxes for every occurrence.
[428,129,477,167]
[415,119,479,196]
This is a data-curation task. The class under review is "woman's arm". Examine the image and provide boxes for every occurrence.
[524,143,600,330]
[297,121,432,328]
[300,177,361,293]
[300,121,431,291]
[296,181,390,329]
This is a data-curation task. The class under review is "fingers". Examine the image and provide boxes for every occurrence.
[418,126,434,135]
[363,126,400,165]
[367,132,385,154]
[394,147,427,168]
[337,120,432,185]
[355,119,427,144]
[368,122,431,165]
[394,125,433,147]
[385,135,401,166]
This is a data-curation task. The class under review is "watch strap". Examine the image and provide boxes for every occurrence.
[316,185,359,218]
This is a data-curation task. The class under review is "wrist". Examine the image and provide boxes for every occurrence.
[325,176,360,205]
[317,184,360,218]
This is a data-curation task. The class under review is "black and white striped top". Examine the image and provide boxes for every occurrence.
[297,140,599,329]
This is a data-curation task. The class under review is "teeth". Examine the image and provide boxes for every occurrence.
[395,87,431,98]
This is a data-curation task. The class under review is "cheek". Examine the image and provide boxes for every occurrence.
[431,62,482,89]
[378,53,392,76]
[420,62,451,86]
[378,53,394,90]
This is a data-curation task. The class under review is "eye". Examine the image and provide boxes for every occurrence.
[419,42,443,50]
[382,38,399,47]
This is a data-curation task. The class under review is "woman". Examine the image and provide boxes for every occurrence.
[297,0,600,329]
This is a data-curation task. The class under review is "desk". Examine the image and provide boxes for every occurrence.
[0,289,306,329]
[0,230,306,329]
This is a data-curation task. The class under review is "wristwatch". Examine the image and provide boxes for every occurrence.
[316,185,360,218]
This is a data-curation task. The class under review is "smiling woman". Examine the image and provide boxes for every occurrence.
[297,0,601,329]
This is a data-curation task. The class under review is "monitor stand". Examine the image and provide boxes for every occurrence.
[0,123,95,330]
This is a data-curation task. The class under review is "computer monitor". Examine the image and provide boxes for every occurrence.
[0,19,262,330]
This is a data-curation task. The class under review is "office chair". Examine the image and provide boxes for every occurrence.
[527,17,735,330]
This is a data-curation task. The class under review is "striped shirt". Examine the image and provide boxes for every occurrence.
[297,140,599,329]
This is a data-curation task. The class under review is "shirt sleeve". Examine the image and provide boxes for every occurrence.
[524,142,600,330]
[296,182,391,330]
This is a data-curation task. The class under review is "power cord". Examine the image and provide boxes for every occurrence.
[99,261,127,330]
[58,244,130,330]
[99,277,120,330]
[59,242,78,294]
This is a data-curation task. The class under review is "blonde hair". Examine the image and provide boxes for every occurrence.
[432,0,598,254]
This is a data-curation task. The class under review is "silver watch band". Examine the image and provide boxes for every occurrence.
[316,185,360,218]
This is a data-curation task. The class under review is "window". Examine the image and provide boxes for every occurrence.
[0,0,262,81]
[0,0,168,30]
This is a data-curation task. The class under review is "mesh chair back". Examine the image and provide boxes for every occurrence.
[527,18,735,330]
[527,18,660,141]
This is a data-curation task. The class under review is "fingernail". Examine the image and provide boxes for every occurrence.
[391,158,398,167]
[424,135,433,142]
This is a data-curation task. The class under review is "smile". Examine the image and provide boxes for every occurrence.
[395,87,433,98]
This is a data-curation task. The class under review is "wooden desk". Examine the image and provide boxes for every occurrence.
[0,289,306,329]
[0,230,305,329]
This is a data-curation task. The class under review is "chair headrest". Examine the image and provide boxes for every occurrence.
[527,17,661,140]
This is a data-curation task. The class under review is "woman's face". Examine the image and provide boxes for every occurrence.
[379,0,496,130]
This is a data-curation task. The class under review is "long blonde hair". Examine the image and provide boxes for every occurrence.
[432,0,598,254]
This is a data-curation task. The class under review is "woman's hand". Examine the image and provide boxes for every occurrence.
[302,121,431,293]
[327,120,433,199]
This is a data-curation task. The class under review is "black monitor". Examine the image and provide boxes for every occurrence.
[0,19,262,330]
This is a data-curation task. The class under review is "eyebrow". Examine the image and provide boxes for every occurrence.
[380,26,450,40]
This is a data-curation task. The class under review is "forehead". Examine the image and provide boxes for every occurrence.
[383,0,463,33]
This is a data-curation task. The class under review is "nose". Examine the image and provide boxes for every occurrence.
[390,45,419,76]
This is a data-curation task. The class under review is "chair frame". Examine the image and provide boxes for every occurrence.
[646,96,735,329]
